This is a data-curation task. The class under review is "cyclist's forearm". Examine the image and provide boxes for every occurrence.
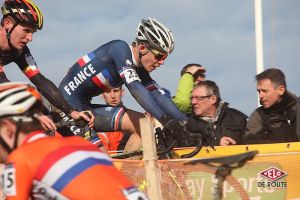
[126,81,166,119]
[30,74,74,115]
[150,89,187,120]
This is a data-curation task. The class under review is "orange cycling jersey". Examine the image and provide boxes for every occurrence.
[1,131,147,200]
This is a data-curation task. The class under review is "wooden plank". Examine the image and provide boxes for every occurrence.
[140,117,162,200]
[172,142,300,158]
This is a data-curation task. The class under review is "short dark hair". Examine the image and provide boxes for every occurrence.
[256,68,286,88]
[180,63,203,76]
[194,80,221,104]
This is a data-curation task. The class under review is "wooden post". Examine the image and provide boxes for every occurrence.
[140,117,162,200]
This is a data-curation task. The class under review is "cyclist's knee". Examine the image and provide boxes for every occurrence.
[120,110,145,134]
[92,106,126,131]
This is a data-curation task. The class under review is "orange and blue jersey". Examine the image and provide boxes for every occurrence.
[2,131,147,200]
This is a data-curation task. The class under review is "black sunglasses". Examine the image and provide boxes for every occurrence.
[149,49,167,61]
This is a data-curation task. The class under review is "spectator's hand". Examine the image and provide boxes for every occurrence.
[219,136,236,146]
[70,110,94,128]
[186,65,206,75]
[37,115,57,131]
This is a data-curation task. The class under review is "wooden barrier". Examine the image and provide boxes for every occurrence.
[140,117,162,200]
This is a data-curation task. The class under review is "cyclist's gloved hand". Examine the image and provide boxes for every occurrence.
[74,111,93,128]
[158,115,194,147]
[70,110,94,128]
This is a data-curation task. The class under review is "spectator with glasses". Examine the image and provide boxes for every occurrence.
[173,63,206,115]
[186,80,247,146]
[58,17,188,152]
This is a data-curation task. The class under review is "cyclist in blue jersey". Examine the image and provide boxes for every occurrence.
[0,0,93,131]
[58,17,189,150]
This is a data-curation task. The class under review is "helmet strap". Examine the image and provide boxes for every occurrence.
[138,45,150,66]
[138,51,147,67]
[0,135,13,154]
[5,23,18,50]
[12,119,22,150]
[0,119,22,154]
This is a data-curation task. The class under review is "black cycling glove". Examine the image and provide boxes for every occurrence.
[158,115,194,147]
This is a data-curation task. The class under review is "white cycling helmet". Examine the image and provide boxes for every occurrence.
[0,82,42,118]
[136,17,174,54]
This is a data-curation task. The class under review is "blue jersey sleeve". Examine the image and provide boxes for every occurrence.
[126,81,166,118]
[149,89,187,120]
[125,68,187,120]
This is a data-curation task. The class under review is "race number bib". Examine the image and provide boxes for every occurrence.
[122,67,141,84]
[1,164,16,196]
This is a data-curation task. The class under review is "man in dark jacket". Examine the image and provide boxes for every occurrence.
[244,68,300,144]
[187,80,247,146]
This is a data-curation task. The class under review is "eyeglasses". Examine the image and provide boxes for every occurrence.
[190,95,212,102]
[149,49,167,61]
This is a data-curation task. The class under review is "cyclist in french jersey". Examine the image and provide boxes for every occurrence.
[0,82,147,200]
[0,0,93,131]
[58,18,188,150]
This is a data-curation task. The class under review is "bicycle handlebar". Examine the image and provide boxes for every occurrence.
[112,126,210,159]
[180,133,203,158]
[112,131,178,159]
[54,111,91,128]
[179,125,217,158]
